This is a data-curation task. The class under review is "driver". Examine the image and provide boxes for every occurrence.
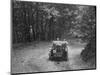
[52,38,68,50]
[52,38,62,45]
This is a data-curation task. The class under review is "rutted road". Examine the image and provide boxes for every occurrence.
[11,42,93,73]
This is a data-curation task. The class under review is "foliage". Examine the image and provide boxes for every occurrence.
[12,1,96,43]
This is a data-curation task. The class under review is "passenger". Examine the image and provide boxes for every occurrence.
[61,39,68,51]
[52,38,61,49]
[63,39,68,45]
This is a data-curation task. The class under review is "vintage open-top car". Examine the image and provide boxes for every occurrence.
[49,40,68,61]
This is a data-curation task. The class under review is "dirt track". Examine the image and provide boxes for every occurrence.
[11,41,94,73]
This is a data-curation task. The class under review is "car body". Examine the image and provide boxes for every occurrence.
[49,41,68,61]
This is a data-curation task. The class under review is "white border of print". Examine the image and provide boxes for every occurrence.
[0,0,99,75]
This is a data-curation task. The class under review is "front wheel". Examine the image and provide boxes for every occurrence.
[49,52,53,60]
[63,51,68,61]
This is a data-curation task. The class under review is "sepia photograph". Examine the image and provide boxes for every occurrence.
[11,0,96,74]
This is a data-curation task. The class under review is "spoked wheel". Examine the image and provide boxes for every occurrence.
[62,51,68,61]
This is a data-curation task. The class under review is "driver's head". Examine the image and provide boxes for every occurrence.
[57,38,59,41]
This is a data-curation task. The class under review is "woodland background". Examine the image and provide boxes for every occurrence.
[12,1,96,43]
